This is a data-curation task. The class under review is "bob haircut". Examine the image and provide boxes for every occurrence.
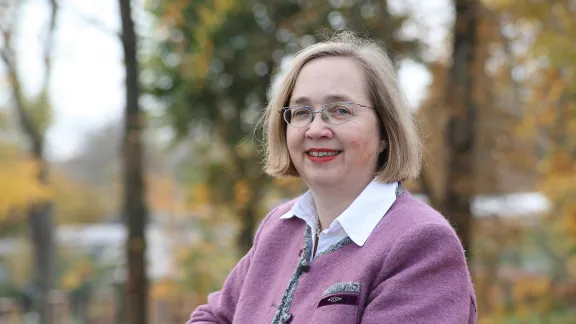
[260,31,422,183]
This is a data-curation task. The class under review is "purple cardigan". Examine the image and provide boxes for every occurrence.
[188,190,477,324]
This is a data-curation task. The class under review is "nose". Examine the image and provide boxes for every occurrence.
[304,112,334,140]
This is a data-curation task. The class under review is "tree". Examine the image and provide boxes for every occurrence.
[0,1,59,322]
[443,1,576,319]
[413,3,539,203]
[410,0,481,259]
[496,0,576,312]
[118,0,149,323]
[54,120,180,225]
[442,0,479,259]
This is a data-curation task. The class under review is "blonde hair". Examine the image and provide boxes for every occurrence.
[259,31,422,182]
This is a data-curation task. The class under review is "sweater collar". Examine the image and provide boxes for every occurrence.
[280,180,399,246]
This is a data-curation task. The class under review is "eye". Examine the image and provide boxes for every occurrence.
[292,108,311,118]
[334,107,352,115]
[329,105,352,116]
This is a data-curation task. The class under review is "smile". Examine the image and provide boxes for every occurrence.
[307,151,340,157]
[305,149,342,162]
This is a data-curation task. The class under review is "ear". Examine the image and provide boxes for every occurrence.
[379,140,387,153]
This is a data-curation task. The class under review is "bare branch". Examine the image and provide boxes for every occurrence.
[0,12,44,157]
[0,0,61,157]
[0,6,13,53]
[63,5,121,39]
[41,0,59,93]
[483,8,523,118]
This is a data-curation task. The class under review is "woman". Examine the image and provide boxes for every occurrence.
[188,32,477,324]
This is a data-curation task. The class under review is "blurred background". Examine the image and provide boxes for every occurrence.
[0,0,575,323]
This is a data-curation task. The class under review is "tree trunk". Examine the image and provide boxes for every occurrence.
[237,199,258,256]
[1,1,58,322]
[444,0,479,260]
[419,168,443,211]
[119,0,149,323]
[29,204,56,324]
[233,168,267,255]
[2,50,57,324]
[376,0,399,66]
[5,59,57,324]
[28,162,56,324]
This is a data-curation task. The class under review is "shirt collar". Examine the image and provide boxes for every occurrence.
[280,190,317,229]
[279,180,399,246]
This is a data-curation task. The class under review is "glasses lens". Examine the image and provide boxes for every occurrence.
[325,103,353,124]
[285,107,311,127]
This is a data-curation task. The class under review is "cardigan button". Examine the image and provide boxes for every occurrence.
[299,260,309,272]
[281,312,292,323]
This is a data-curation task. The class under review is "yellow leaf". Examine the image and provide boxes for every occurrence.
[0,144,50,219]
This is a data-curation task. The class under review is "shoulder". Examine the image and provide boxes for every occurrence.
[370,192,472,284]
[371,191,459,243]
[253,198,301,242]
[363,191,466,265]
[390,191,452,228]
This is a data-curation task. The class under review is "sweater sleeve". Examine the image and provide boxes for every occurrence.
[187,207,278,324]
[361,222,476,324]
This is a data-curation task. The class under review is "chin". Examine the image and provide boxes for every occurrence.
[303,171,344,188]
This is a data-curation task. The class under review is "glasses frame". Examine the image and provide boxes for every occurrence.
[279,101,373,128]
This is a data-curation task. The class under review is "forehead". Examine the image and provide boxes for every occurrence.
[289,56,368,105]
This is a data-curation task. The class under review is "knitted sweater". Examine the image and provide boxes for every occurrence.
[188,190,477,324]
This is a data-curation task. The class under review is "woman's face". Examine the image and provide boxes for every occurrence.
[286,56,384,190]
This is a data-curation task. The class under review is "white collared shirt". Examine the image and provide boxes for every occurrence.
[280,180,399,261]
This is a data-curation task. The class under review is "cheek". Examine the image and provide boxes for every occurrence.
[286,129,301,155]
[349,139,379,164]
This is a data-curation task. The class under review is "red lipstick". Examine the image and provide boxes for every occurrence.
[305,148,341,163]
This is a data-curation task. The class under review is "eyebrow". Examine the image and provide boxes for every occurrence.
[289,94,353,106]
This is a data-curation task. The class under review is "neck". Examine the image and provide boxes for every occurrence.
[309,175,373,230]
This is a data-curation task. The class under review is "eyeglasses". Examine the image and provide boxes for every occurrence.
[279,101,373,128]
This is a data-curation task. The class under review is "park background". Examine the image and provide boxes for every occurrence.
[1,0,575,323]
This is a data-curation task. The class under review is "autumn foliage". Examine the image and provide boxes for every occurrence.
[1,0,576,322]
[0,144,49,222]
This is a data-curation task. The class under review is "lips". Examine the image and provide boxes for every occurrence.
[305,148,342,163]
